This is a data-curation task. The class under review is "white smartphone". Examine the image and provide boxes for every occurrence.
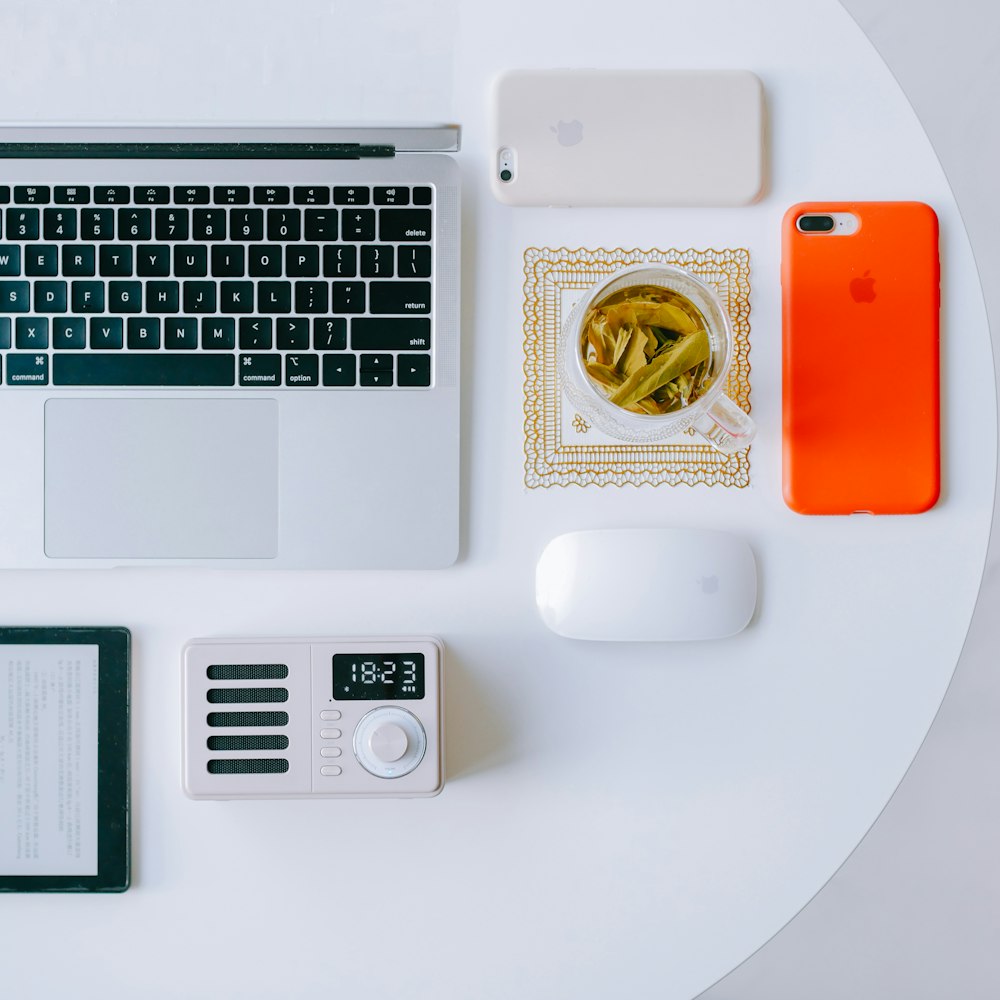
[489,68,765,207]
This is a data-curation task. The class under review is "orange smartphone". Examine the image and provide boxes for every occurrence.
[781,201,940,514]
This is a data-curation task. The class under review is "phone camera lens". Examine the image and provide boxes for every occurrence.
[499,168,512,183]
[798,215,835,233]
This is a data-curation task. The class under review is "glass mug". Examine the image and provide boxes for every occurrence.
[559,264,755,453]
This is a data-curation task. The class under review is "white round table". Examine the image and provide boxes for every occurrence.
[0,1,993,998]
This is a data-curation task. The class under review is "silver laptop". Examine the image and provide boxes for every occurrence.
[0,125,460,569]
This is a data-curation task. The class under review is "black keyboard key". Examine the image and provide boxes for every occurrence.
[239,318,272,349]
[43,208,78,240]
[6,208,39,240]
[15,317,48,348]
[334,186,369,205]
[137,245,171,277]
[71,281,105,313]
[174,186,211,205]
[201,318,235,349]
[54,186,91,205]
[322,353,357,386]
[232,209,264,241]
[398,245,432,277]
[211,245,245,277]
[62,244,96,277]
[374,186,409,206]
[100,245,133,276]
[53,353,235,386]
[14,186,50,204]
[361,245,394,278]
[90,318,123,349]
[258,281,292,313]
[304,209,338,241]
[193,208,227,241]
[34,280,68,313]
[294,186,330,205]
[94,186,130,205]
[331,281,365,313]
[412,186,433,205]
[53,317,86,349]
[360,367,393,387]
[286,245,319,277]
[183,281,217,313]
[0,245,20,276]
[119,208,152,241]
[155,208,189,241]
[25,245,58,276]
[6,352,48,385]
[352,317,431,351]
[0,186,9,205]
[214,186,250,205]
[164,317,198,349]
[276,318,309,350]
[313,317,347,350]
[109,280,143,313]
[135,186,171,205]
[249,245,282,277]
[254,186,290,205]
[295,281,330,315]
[397,353,432,387]
[127,317,160,349]
[220,280,254,313]
[1,281,30,312]
[379,208,431,242]
[147,280,180,313]
[0,317,8,348]
[239,353,281,387]
[369,280,432,315]
[342,209,376,241]
[174,245,208,277]
[360,353,392,372]
[81,208,114,240]
[267,208,300,241]
[284,353,319,386]
[323,244,356,277]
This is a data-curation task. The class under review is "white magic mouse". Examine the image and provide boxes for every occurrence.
[535,528,756,641]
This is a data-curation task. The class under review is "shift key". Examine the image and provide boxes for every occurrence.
[352,317,430,351]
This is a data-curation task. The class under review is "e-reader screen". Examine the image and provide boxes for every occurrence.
[0,628,129,892]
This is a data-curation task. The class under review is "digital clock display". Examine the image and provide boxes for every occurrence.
[332,653,425,700]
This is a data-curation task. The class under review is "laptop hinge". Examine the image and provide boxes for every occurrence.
[0,142,396,159]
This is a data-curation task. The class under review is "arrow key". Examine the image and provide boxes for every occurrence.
[322,353,357,387]
[397,353,431,387]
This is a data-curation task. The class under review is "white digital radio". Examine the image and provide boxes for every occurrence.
[182,636,444,799]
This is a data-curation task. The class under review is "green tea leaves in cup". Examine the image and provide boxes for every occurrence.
[580,285,714,415]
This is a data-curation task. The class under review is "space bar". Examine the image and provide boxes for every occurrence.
[53,354,236,387]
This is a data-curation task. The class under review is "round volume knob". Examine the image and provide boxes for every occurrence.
[353,707,427,779]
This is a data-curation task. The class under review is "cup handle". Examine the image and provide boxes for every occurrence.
[691,394,756,454]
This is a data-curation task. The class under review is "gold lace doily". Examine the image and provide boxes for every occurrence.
[523,246,752,489]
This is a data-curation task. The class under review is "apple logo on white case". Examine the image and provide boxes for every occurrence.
[550,120,584,146]
[698,575,720,595]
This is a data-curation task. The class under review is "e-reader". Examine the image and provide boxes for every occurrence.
[0,627,130,892]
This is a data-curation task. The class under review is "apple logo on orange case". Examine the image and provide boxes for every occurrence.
[850,270,876,303]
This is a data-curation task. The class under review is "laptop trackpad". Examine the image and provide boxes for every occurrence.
[45,398,279,559]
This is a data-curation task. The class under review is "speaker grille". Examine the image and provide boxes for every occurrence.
[207,711,288,727]
[207,664,289,680]
[207,687,288,704]
[208,758,290,775]
[207,735,289,751]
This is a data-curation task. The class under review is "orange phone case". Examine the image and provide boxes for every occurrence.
[781,201,940,514]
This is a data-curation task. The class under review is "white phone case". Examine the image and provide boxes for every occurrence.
[489,69,765,207]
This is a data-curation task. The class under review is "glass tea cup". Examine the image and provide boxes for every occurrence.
[558,264,755,453]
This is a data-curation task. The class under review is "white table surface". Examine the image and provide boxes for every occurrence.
[0,2,994,998]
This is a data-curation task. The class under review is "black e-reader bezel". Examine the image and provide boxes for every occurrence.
[0,626,130,893]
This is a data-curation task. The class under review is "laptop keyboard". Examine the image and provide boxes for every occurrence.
[0,183,433,389]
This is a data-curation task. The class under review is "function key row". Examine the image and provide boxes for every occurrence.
[2,206,431,243]
[0,185,431,207]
